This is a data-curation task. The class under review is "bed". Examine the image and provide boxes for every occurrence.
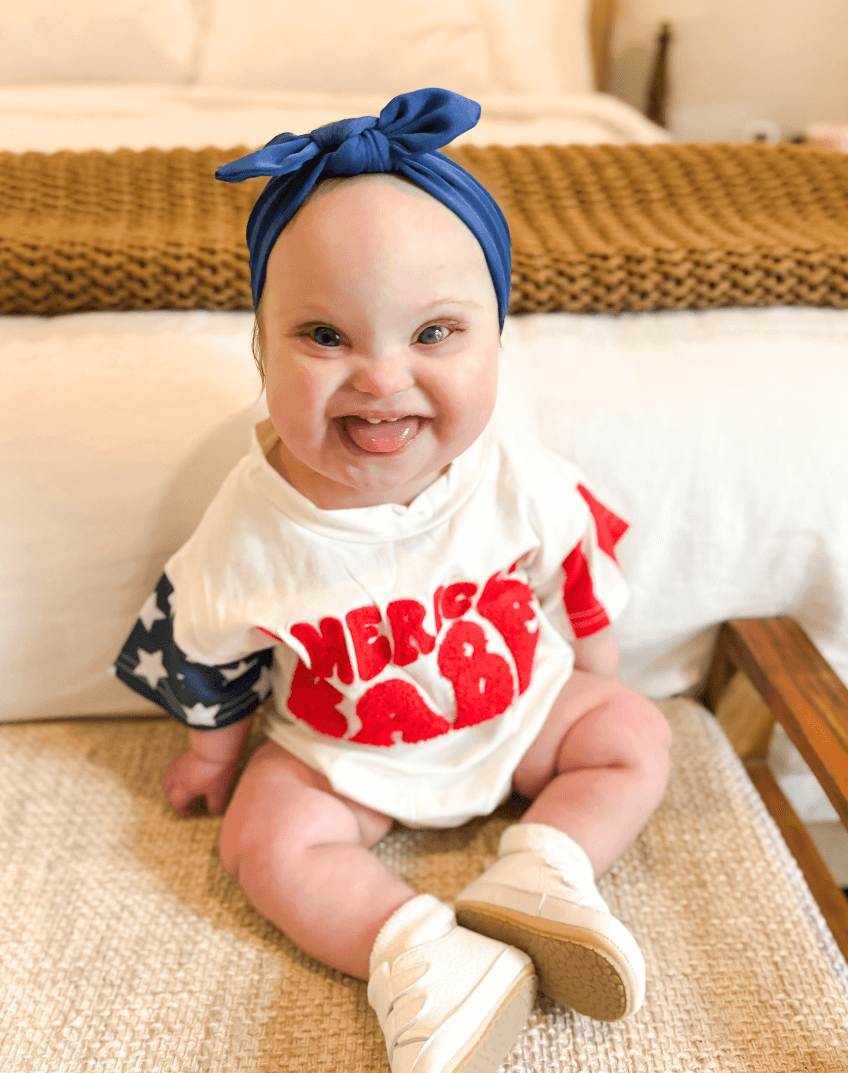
[3,0,847,810]
[2,2,848,1071]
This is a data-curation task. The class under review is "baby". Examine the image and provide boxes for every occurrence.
[115,89,672,1073]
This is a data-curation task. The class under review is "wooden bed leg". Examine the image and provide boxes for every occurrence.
[708,618,848,829]
[704,622,736,715]
[714,671,775,762]
[703,618,848,963]
[744,759,848,959]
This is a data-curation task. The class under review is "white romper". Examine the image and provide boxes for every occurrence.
[115,413,629,827]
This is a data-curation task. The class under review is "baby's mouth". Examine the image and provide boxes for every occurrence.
[341,415,426,454]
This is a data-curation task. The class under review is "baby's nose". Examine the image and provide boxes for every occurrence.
[349,352,414,398]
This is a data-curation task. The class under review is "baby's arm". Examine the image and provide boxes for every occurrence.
[114,573,275,817]
[163,717,255,818]
[572,626,619,678]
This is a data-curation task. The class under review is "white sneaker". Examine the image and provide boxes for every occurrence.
[454,824,645,1021]
[368,896,536,1073]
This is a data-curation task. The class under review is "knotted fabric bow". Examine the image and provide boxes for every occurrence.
[215,88,511,327]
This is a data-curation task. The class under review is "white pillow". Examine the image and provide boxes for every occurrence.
[483,0,593,94]
[0,0,199,84]
[505,306,848,700]
[5,305,847,723]
[0,309,524,723]
[0,311,266,722]
[197,0,593,96]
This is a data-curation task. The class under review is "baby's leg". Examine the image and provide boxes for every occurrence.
[456,674,671,1021]
[220,741,538,1071]
[512,671,672,874]
[219,740,413,979]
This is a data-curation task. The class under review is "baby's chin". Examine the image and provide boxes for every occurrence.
[315,443,452,509]
[331,460,447,509]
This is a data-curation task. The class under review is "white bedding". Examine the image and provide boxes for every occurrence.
[0,85,667,154]
[3,304,847,719]
[501,308,848,694]
[1,81,844,831]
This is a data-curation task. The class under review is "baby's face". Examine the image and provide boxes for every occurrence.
[260,174,501,509]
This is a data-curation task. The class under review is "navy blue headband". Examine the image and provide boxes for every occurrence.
[215,88,511,328]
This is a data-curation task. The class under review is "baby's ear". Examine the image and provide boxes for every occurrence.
[251,293,269,386]
[251,314,265,386]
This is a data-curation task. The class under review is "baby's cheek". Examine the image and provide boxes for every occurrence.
[268,372,318,432]
[457,378,497,434]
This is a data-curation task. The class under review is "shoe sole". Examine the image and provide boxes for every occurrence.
[455,902,630,1022]
[445,961,537,1073]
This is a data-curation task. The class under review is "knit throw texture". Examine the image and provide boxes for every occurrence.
[2,142,847,315]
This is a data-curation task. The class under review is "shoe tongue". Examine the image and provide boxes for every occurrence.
[345,415,420,453]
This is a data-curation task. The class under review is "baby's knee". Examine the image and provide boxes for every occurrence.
[622,692,673,779]
[219,778,380,883]
[218,790,299,882]
[219,807,266,881]
[578,685,672,777]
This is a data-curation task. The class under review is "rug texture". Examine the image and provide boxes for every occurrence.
[1,699,847,1073]
[2,142,847,315]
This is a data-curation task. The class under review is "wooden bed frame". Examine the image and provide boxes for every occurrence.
[704,618,848,961]
[590,0,618,92]
[590,0,671,126]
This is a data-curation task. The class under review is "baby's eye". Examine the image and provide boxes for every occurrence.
[416,324,450,345]
[311,326,342,347]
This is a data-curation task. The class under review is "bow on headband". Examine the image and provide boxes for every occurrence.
[215,88,511,327]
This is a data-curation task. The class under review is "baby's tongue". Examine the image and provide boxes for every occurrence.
[344,415,421,454]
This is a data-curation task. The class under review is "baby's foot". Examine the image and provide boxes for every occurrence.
[454,823,645,1021]
[368,894,536,1073]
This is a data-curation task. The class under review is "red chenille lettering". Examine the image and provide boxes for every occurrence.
[352,679,450,746]
[387,600,436,666]
[345,606,391,681]
[290,617,354,684]
[439,582,478,620]
[287,660,347,738]
[433,586,444,635]
[477,571,539,695]
[437,621,514,730]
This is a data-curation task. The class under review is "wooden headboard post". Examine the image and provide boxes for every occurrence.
[589,0,618,92]
[644,22,672,127]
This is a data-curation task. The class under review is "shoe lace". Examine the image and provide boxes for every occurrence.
[542,851,609,912]
[384,961,430,1057]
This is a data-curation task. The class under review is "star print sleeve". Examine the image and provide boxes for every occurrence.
[558,484,630,639]
[113,573,274,729]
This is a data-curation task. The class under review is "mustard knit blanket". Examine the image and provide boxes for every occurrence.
[2,142,847,315]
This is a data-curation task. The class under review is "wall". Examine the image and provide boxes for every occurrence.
[609,0,848,142]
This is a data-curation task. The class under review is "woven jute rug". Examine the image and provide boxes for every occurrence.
[1,698,847,1073]
[2,142,847,316]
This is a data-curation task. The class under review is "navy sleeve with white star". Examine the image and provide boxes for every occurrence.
[114,573,274,729]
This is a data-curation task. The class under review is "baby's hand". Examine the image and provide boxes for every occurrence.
[163,749,238,818]
[163,718,254,818]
